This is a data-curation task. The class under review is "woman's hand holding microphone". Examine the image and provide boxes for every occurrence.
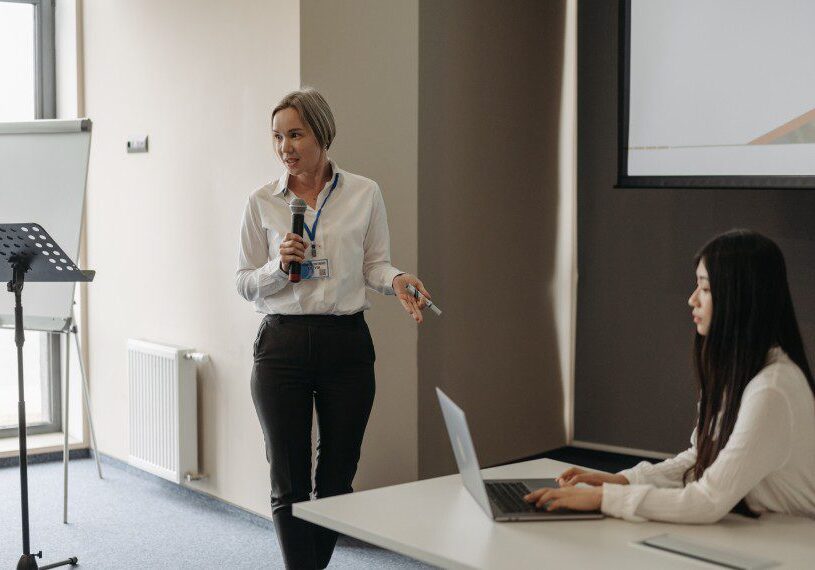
[278,233,306,273]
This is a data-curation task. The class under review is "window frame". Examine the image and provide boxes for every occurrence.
[34,0,56,119]
[0,333,62,437]
[0,0,61,438]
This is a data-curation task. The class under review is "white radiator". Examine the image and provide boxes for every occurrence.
[127,339,198,484]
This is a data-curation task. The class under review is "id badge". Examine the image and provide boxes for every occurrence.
[301,259,330,280]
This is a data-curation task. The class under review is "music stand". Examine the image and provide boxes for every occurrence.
[1,223,94,570]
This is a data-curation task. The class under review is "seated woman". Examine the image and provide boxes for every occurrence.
[526,229,815,523]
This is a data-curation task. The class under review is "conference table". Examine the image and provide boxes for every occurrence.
[294,457,815,569]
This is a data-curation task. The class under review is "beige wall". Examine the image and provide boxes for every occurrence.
[82,0,300,516]
[417,0,568,477]
[300,0,420,487]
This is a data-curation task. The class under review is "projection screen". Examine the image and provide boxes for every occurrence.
[618,0,815,188]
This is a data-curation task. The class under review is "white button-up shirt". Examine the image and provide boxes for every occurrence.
[236,161,403,315]
[603,348,815,523]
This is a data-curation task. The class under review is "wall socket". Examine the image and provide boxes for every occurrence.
[127,135,149,153]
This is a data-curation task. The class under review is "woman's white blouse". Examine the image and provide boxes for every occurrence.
[603,348,815,523]
[236,161,403,315]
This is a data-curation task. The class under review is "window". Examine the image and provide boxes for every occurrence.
[0,0,60,437]
[0,331,61,435]
[0,0,55,121]
[0,2,35,120]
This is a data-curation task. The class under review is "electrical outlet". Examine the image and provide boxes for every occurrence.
[127,136,148,153]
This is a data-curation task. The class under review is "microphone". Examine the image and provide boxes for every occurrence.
[288,198,307,283]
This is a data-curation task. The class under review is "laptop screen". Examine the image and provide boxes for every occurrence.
[436,388,494,517]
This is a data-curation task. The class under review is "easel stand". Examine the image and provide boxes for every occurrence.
[1,223,94,570]
[62,310,104,525]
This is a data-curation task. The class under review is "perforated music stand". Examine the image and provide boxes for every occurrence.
[1,223,94,570]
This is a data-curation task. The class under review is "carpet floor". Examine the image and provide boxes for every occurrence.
[0,458,436,569]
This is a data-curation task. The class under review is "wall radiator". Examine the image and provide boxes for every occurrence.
[127,339,200,484]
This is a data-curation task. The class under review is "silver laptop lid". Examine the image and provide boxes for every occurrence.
[436,387,493,517]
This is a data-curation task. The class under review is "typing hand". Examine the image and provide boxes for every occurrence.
[524,486,603,512]
[556,467,629,487]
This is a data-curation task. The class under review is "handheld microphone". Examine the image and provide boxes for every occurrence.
[288,198,307,283]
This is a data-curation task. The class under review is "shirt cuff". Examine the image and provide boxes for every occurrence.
[617,465,645,485]
[384,268,404,296]
[601,483,648,522]
[257,258,288,289]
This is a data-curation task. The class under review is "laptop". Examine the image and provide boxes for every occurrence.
[437,387,604,522]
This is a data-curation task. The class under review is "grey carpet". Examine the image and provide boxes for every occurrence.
[0,458,437,569]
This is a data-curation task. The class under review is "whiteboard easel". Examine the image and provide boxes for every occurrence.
[0,119,102,523]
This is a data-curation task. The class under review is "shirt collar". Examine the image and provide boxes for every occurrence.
[766,345,786,365]
[272,159,341,196]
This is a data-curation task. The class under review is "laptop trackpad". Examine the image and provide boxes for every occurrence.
[521,478,559,491]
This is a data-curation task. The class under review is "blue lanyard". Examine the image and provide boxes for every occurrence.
[302,172,339,244]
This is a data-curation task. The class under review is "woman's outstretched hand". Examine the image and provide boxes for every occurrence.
[392,274,430,324]
[556,467,629,487]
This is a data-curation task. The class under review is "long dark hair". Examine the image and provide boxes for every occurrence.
[686,230,815,515]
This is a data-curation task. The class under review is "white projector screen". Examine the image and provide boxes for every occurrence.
[618,0,815,188]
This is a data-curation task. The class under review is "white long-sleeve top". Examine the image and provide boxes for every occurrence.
[602,348,815,523]
[236,161,403,315]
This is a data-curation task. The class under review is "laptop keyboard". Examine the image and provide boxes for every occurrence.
[485,481,540,513]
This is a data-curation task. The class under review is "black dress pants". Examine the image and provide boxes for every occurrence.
[251,313,376,570]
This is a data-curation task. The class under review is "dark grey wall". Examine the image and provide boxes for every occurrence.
[418,0,567,478]
[575,1,815,454]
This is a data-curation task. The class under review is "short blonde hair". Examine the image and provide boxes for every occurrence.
[272,88,336,150]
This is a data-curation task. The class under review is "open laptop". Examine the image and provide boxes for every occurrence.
[437,387,604,522]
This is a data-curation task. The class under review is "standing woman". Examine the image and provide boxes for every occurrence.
[525,229,815,523]
[236,88,429,568]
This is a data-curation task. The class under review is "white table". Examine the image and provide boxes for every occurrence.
[294,458,815,569]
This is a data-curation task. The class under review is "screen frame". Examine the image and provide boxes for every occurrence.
[615,0,815,190]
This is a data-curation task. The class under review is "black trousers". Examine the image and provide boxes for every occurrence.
[251,313,376,570]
